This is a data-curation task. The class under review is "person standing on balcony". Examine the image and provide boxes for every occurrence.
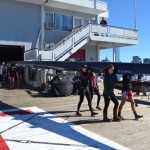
[90,72,102,110]
[100,17,107,26]
[76,65,98,117]
[118,73,143,120]
[103,65,121,122]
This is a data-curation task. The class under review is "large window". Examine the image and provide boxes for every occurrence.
[45,13,53,28]
[54,14,64,30]
[54,14,73,31]
[63,15,73,31]
[74,17,82,28]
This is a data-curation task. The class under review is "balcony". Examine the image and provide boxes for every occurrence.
[89,24,138,48]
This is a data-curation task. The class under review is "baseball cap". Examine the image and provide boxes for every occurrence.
[82,64,88,68]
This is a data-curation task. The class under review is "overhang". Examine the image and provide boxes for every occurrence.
[15,0,108,15]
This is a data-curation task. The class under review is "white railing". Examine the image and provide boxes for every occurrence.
[51,24,91,60]
[91,24,138,40]
[74,25,90,45]
[24,49,39,61]
[25,24,138,61]
[39,50,53,61]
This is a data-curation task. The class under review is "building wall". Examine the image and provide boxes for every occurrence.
[45,30,70,44]
[0,0,97,50]
[0,0,41,50]
[85,45,98,62]
[69,49,85,61]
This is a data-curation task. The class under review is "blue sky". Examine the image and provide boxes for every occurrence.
[99,0,150,62]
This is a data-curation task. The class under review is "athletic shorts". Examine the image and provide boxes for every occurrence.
[122,90,133,99]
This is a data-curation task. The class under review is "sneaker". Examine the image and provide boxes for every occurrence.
[91,112,98,117]
[96,106,102,110]
[76,111,82,117]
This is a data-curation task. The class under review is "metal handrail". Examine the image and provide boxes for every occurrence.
[41,23,138,52]
[54,24,91,60]
[49,25,86,51]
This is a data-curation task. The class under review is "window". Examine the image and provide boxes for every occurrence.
[74,17,82,28]
[54,14,73,31]
[45,13,53,28]
[54,14,64,30]
[84,20,89,26]
[64,15,73,31]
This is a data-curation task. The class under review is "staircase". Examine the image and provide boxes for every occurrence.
[24,24,138,61]
[51,24,91,61]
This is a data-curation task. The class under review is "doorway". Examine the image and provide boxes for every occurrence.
[0,45,24,62]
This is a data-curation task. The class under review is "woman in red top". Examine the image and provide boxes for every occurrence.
[90,72,101,110]
[76,65,98,117]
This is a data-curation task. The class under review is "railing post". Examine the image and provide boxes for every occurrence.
[37,49,39,61]
[72,36,74,48]
[89,24,92,34]
[107,26,109,37]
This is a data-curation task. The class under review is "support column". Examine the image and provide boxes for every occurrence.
[96,45,100,62]
[41,4,45,49]
[113,44,115,62]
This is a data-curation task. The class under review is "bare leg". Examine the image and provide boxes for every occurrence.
[128,96,143,119]
[118,99,126,113]
[128,96,136,112]
[12,77,15,88]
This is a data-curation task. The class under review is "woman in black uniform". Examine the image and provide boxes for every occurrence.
[118,74,143,120]
[76,65,98,117]
[103,65,121,122]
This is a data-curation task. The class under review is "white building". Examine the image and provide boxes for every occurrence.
[0,0,138,86]
[0,0,138,62]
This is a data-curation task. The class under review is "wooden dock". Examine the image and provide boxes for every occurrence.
[0,83,149,150]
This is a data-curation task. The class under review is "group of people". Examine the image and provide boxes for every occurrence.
[76,64,143,121]
[0,62,23,88]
